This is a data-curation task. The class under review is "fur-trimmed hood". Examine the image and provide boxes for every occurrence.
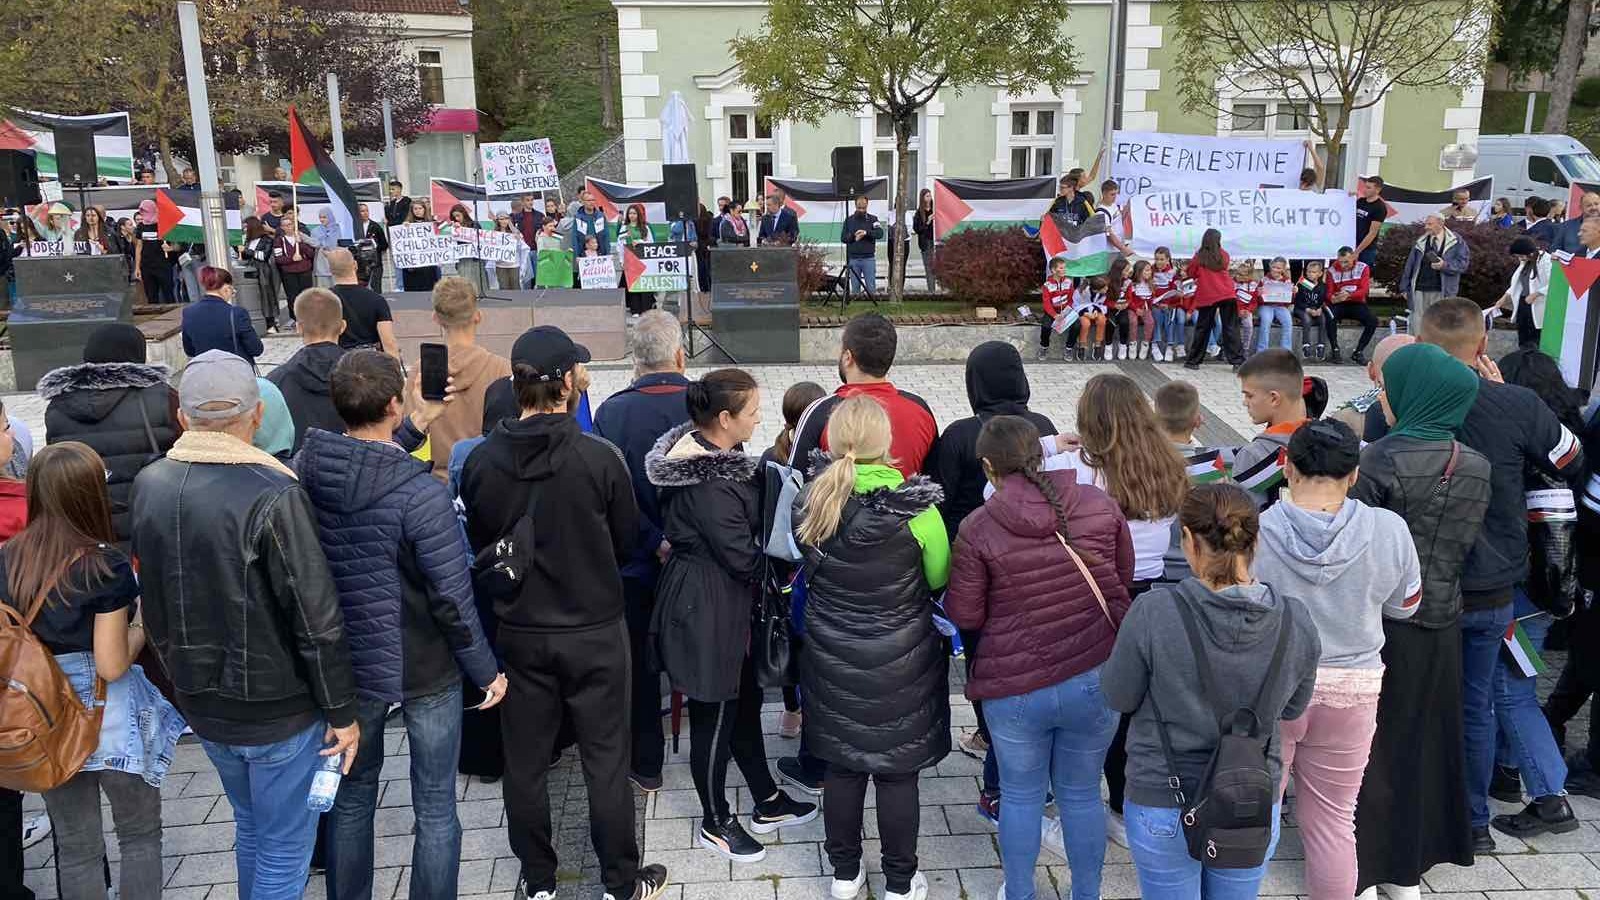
[645,421,760,487]
[851,473,945,517]
[38,361,170,401]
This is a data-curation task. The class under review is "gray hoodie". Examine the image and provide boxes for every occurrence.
[1253,498,1421,669]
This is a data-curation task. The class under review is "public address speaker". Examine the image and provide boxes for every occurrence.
[53,124,98,186]
[0,151,41,208]
[831,146,865,197]
[662,163,698,222]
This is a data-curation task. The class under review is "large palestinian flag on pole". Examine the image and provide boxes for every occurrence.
[1040,208,1119,277]
[583,178,670,240]
[432,178,514,229]
[1381,176,1494,225]
[932,177,1056,241]
[0,109,134,181]
[289,105,362,241]
[1542,251,1600,392]
[256,179,383,231]
[764,177,891,244]
[27,185,241,247]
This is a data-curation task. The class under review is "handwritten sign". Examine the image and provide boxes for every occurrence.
[481,139,560,195]
[1110,132,1302,197]
[579,254,617,290]
[39,181,63,203]
[389,222,457,269]
[1129,188,1352,260]
[624,242,688,292]
[26,240,97,257]
[453,229,521,266]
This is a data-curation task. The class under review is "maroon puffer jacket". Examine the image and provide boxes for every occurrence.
[945,469,1135,701]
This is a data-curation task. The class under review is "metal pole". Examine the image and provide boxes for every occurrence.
[1102,0,1125,164]
[177,1,229,267]
[1526,92,1538,133]
[382,98,397,180]
[328,73,348,175]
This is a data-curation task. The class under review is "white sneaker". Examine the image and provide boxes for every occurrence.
[996,883,1009,900]
[1119,343,1129,359]
[1208,344,1222,358]
[1138,342,1149,359]
[1039,815,1066,862]
[1166,346,1178,362]
[1106,809,1128,849]
[830,868,866,899]
[21,812,50,849]
[885,871,929,900]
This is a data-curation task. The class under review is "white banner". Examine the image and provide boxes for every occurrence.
[1109,131,1304,197]
[579,255,617,290]
[390,222,458,269]
[1128,188,1353,259]
[453,229,521,266]
[481,139,560,195]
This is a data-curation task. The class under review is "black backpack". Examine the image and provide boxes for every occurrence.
[1149,589,1292,869]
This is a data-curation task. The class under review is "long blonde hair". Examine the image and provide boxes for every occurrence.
[797,396,892,547]
[1077,374,1188,521]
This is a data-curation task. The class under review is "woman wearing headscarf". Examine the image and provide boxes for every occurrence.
[1350,342,1493,900]
[311,209,339,288]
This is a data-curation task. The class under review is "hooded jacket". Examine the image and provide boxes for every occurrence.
[932,342,1057,533]
[266,342,346,452]
[1253,498,1421,669]
[459,413,638,631]
[945,469,1134,701]
[294,429,498,702]
[1399,227,1469,298]
[40,361,180,542]
[645,423,762,702]
[1101,579,1321,809]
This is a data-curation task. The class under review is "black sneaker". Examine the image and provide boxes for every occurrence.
[698,817,767,862]
[776,756,823,796]
[607,863,670,900]
[1301,342,1312,359]
[1491,795,1581,838]
[1490,765,1523,804]
[750,791,819,834]
[1471,824,1497,855]
[1316,344,1327,361]
[1329,349,1343,364]
[629,771,663,794]
[1351,350,1368,366]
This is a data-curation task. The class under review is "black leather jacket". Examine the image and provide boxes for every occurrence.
[130,453,358,744]
[1351,435,1493,629]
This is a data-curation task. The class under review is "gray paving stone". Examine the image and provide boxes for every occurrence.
[1485,892,1589,900]
[742,842,822,878]
[457,858,495,894]
[1258,858,1307,896]
[159,822,236,856]
[459,825,511,862]
[646,817,696,852]
[864,805,949,840]
[1096,864,1143,900]
[1498,853,1600,888]
[867,868,964,899]
[373,804,417,837]
[166,850,240,886]
[773,875,840,900]
[682,879,777,900]
[653,789,707,820]
[178,770,224,798]
[639,847,733,883]
[1425,860,1526,892]
[161,796,222,827]
[373,833,415,868]
[1521,822,1600,853]
[161,888,212,900]
[961,863,1060,899]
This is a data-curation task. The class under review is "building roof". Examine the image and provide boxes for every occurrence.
[300,0,469,16]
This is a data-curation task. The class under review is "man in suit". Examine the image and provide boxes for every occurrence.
[1553,190,1600,253]
[1524,196,1558,249]
[758,192,800,246]
[384,181,411,228]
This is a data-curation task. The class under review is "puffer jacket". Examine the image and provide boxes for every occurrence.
[39,361,179,542]
[796,470,950,773]
[294,429,497,702]
[646,423,762,702]
[1351,434,1492,628]
[945,469,1134,701]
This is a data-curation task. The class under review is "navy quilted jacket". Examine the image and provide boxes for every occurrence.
[295,428,497,701]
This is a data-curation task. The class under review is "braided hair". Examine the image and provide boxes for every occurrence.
[976,415,1103,567]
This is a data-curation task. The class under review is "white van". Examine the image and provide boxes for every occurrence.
[1475,134,1600,205]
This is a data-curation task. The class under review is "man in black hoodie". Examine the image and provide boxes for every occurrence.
[267,287,347,452]
[458,326,669,900]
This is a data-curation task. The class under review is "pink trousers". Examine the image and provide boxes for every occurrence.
[1279,699,1380,900]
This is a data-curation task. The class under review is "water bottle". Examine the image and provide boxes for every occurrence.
[307,752,343,812]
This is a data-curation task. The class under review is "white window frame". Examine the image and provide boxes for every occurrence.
[726,108,776,207]
[872,111,922,200]
[417,48,445,106]
[1007,106,1058,178]
[1221,97,1350,185]
[988,82,1088,179]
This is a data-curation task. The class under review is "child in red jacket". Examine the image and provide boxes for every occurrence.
[1325,245,1377,364]
[1152,247,1185,362]
[1038,257,1075,360]
[1122,260,1158,360]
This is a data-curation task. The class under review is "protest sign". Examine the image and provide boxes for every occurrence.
[481,139,560,195]
[1128,188,1352,259]
[389,222,457,269]
[39,182,62,203]
[453,228,520,266]
[1109,132,1303,197]
[623,242,688,292]
[579,255,617,290]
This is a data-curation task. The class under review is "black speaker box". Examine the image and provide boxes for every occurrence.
[661,163,698,222]
[0,151,40,208]
[831,146,865,197]
[53,124,97,186]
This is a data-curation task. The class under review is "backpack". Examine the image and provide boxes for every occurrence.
[0,596,105,792]
[1149,588,1292,869]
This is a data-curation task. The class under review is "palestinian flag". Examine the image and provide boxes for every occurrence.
[1504,618,1549,677]
[48,184,242,244]
[1542,251,1600,391]
[1381,176,1494,225]
[1040,209,1116,277]
[289,105,361,241]
[1,109,134,181]
[584,177,668,240]
[256,179,383,231]
[764,177,890,244]
[1232,446,1287,494]
[430,178,514,229]
[933,177,1056,241]
[1184,448,1229,484]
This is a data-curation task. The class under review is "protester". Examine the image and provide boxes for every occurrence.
[241,216,285,332]
[73,205,114,255]
[593,311,692,793]
[401,200,441,293]
[384,181,410,228]
[1497,235,1552,348]
[39,323,179,543]
[946,414,1132,900]
[1102,483,1320,898]
[266,288,347,451]
[912,188,936,291]
[1491,197,1517,228]
[1182,228,1242,368]
[1123,260,1161,360]
[420,277,514,479]
[719,199,752,247]
[1252,419,1422,900]
[1255,256,1296,354]
[759,192,800,247]
[261,191,287,232]
[491,213,529,290]
[131,200,175,303]
[570,191,611,260]
[841,196,883,299]
[1523,197,1557,248]
[1442,188,1480,222]
[273,207,317,319]
[1419,298,1585,852]
[130,350,360,900]
[1037,257,1074,360]
[1324,247,1377,364]
[512,195,545,249]
[1232,350,1310,508]
[354,205,387,292]
[618,203,656,315]
[1553,191,1600,252]
[1400,215,1469,325]
[1151,247,1185,361]
[328,248,397,356]
[181,266,263,364]
[1354,175,1387,267]
[311,210,338,288]
[794,395,950,900]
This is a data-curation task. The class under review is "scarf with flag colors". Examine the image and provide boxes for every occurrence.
[30,185,241,245]
[1231,446,1288,494]
[763,177,891,243]
[583,177,671,241]
[431,178,513,229]
[1380,176,1494,226]
[1040,208,1122,278]
[1184,447,1230,484]
[933,177,1056,241]
[1504,618,1549,677]
[1542,251,1600,392]
[1,109,134,181]
[288,105,362,242]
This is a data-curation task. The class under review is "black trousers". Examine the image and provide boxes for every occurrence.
[688,656,779,826]
[279,270,314,317]
[1325,302,1378,354]
[1186,301,1243,365]
[624,577,666,780]
[500,618,640,897]
[1296,309,1326,348]
[140,263,175,304]
[824,768,920,894]
[1546,603,1600,767]
[1516,300,1542,348]
[1,789,34,900]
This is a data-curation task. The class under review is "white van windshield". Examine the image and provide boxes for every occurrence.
[1561,153,1600,181]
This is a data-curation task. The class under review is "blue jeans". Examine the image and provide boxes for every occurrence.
[327,684,464,900]
[202,719,327,900]
[1462,602,1515,827]
[1256,306,1294,352]
[1494,593,1568,799]
[1156,307,1184,347]
[847,256,877,296]
[1126,801,1281,900]
[986,668,1118,900]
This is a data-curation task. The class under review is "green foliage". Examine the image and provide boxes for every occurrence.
[1576,76,1600,107]
[1494,0,1571,75]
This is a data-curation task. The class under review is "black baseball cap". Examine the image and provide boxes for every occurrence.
[511,326,591,381]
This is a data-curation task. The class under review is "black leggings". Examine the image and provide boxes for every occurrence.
[141,262,175,304]
[687,656,778,826]
[824,767,920,894]
[1325,302,1377,354]
[279,270,314,317]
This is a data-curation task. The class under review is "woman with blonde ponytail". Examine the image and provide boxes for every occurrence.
[792,396,950,900]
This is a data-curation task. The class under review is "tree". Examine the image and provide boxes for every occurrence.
[1544,0,1597,133]
[730,0,1080,301]
[1170,0,1495,191]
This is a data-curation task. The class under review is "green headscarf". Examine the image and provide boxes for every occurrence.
[1381,342,1480,442]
